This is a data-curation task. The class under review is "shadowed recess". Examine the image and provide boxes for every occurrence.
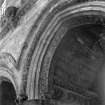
[0,80,16,105]
[49,22,105,104]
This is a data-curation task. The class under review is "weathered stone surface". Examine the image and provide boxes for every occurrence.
[0,0,105,105]
[22,100,41,105]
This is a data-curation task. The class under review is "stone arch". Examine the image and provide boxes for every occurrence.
[0,53,19,97]
[18,0,105,100]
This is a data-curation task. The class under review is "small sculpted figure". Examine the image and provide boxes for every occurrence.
[0,6,18,28]
[5,6,18,19]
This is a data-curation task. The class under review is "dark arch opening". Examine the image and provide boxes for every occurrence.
[49,20,105,104]
[0,80,16,105]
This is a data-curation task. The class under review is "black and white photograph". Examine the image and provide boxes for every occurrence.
[0,0,105,105]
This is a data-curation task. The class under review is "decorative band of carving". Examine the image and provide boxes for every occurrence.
[0,0,37,41]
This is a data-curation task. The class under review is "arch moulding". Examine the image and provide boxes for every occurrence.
[17,0,105,100]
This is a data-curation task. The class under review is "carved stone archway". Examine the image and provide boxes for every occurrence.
[1,0,105,105]
[18,0,105,102]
